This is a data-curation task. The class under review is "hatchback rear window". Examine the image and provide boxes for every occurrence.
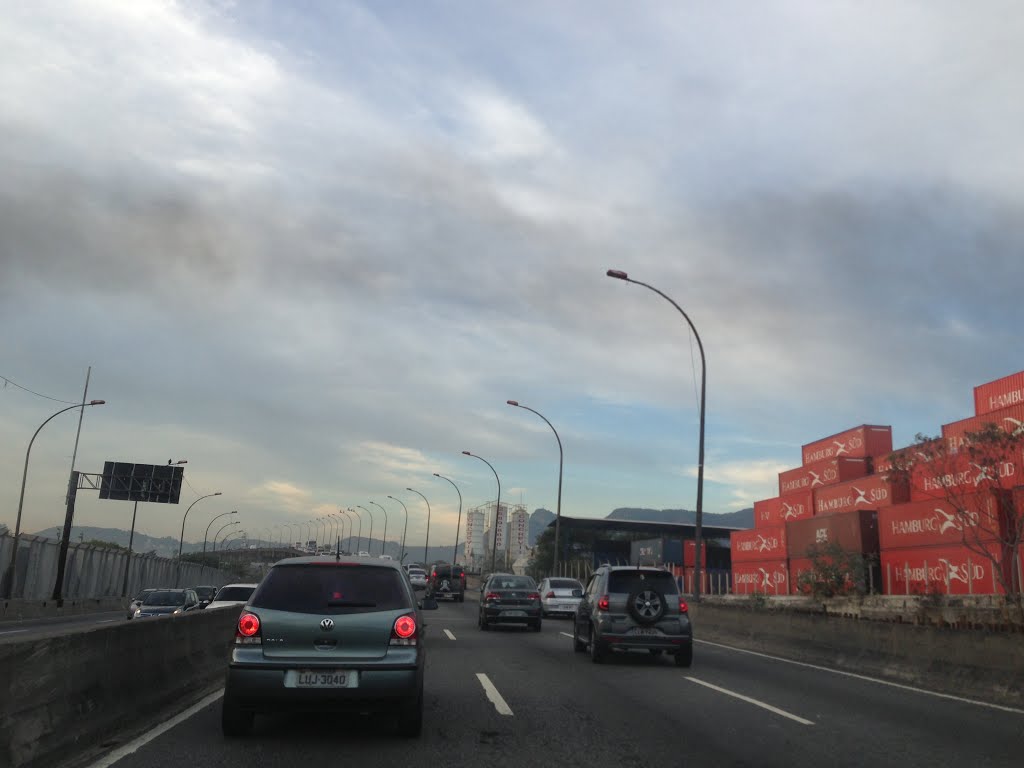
[550,579,583,590]
[608,570,678,595]
[250,564,410,614]
[214,586,255,602]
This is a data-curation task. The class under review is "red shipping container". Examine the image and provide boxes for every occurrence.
[878,491,1004,549]
[880,543,1007,595]
[801,425,893,465]
[754,492,814,527]
[975,370,1024,416]
[732,561,789,595]
[942,403,1024,453]
[874,439,943,476]
[786,509,879,559]
[908,448,1021,501]
[730,526,787,563]
[683,540,707,567]
[813,474,909,516]
[779,457,871,496]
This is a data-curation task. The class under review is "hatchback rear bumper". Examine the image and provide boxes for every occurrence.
[226,664,421,712]
[598,632,692,652]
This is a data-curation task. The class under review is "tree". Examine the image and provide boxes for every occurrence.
[884,424,1024,616]
[795,542,870,598]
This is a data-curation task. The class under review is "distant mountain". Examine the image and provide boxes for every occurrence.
[27,526,202,558]
[606,507,754,530]
[529,508,555,545]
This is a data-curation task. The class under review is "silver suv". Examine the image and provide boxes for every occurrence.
[572,565,692,667]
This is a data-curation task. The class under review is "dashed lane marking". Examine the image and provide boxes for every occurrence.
[444,629,456,640]
[476,673,513,716]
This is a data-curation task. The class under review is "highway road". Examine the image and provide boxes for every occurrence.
[0,610,127,642]
[74,595,1024,768]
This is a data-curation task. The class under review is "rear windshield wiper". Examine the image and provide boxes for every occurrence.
[325,600,377,608]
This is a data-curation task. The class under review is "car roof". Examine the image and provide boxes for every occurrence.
[272,554,403,570]
[218,582,258,588]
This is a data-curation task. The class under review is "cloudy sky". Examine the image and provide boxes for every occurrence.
[2,1,1022,550]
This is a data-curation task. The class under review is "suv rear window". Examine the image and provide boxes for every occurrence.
[550,579,583,589]
[214,586,255,602]
[250,564,410,615]
[608,570,678,595]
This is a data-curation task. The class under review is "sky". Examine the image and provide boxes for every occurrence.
[2,0,1022,551]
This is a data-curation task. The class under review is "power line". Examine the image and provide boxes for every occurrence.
[1,375,79,405]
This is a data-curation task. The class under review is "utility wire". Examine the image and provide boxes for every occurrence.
[1,375,79,405]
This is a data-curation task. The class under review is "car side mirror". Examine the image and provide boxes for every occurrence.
[419,597,439,610]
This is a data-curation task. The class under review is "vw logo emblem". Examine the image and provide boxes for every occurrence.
[320,618,334,631]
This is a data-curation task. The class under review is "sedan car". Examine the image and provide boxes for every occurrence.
[134,588,201,618]
[407,568,428,591]
[193,585,218,608]
[478,573,541,631]
[126,588,157,620]
[222,555,437,738]
[207,583,258,610]
[537,577,584,617]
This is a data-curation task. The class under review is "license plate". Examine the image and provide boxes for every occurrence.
[628,627,660,636]
[285,669,359,688]
[502,610,527,617]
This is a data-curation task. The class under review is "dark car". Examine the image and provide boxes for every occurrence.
[478,573,541,631]
[126,588,157,620]
[133,588,201,618]
[427,564,465,602]
[193,585,218,608]
[222,555,438,738]
[573,565,692,667]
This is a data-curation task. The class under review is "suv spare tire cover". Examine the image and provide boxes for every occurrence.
[627,588,667,625]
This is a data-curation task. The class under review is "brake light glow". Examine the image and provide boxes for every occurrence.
[527,592,540,601]
[235,612,261,645]
[545,591,556,599]
[390,613,418,646]
[485,592,500,602]
[679,599,689,614]
[598,595,610,611]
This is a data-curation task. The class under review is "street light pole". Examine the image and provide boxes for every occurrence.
[212,520,239,552]
[176,491,223,586]
[387,496,409,563]
[369,502,389,557]
[406,489,431,564]
[507,400,564,577]
[338,510,353,552]
[347,508,363,552]
[356,506,375,554]
[462,452,502,574]
[607,268,707,602]
[3,400,107,598]
[433,473,463,567]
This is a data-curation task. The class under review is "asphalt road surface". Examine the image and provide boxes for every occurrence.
[0,610,127,643]
[78,597,1024,768]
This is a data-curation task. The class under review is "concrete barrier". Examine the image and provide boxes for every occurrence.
[0,606,242,768]
[691,600,1024,707]
[0,598,125,622]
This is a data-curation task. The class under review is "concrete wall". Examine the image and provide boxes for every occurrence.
[0,533,233,601]
[0,606,242,768]
[692,600,1024,707]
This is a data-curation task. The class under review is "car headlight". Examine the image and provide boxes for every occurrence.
[173,608,182,614]
[134,609,142,617]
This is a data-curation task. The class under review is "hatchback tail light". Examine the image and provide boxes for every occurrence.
[545,591,556,599]
[679,599,689,614]
[598,595,610,611]
[390,613,418,646]
[235,612,262,645]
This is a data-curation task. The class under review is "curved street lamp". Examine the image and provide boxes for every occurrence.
[356,506,375,554]
[406,488,432,565]
[212,520,239,552]
[369,501,389,557]
[433,473,463,568]
[347,508,363,552]
[607,268,707,602]
[462,452,502,573]
[338,509,354,552]
[202,510,238,568]
[4,399,106,598]
[507,400,564,576]
[387,496,409,564]
[175,491,223,586]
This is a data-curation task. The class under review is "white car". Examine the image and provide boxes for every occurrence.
[407,568,428,590]
[537,577,585,617]
[206,583,258,610]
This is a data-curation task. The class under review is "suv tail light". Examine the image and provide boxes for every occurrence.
[390,613,418,646]
[598,595,610,611]
[679,599,689,614]
[545,591,556,599]
[235,612,262,645]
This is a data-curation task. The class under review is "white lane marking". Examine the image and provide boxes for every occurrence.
[444,629,456,640]
[0,629,28,635]
[96,620,117,624]
[87,689,224,768]
[559,632,573,639]
[685,677,815,725]
[476,673,513,716]
[695,639,1024,715]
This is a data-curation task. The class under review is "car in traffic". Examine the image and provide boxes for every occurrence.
[537,577,585,617]
[222,555,437,738]
[207,583,258,610]
[478,573,541,631]
[126,588,157,620]
[193,585,218,608]
[427,564,465,602]
[407,567,428,591]
[573,565,692,667]
[133,588,202,618]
